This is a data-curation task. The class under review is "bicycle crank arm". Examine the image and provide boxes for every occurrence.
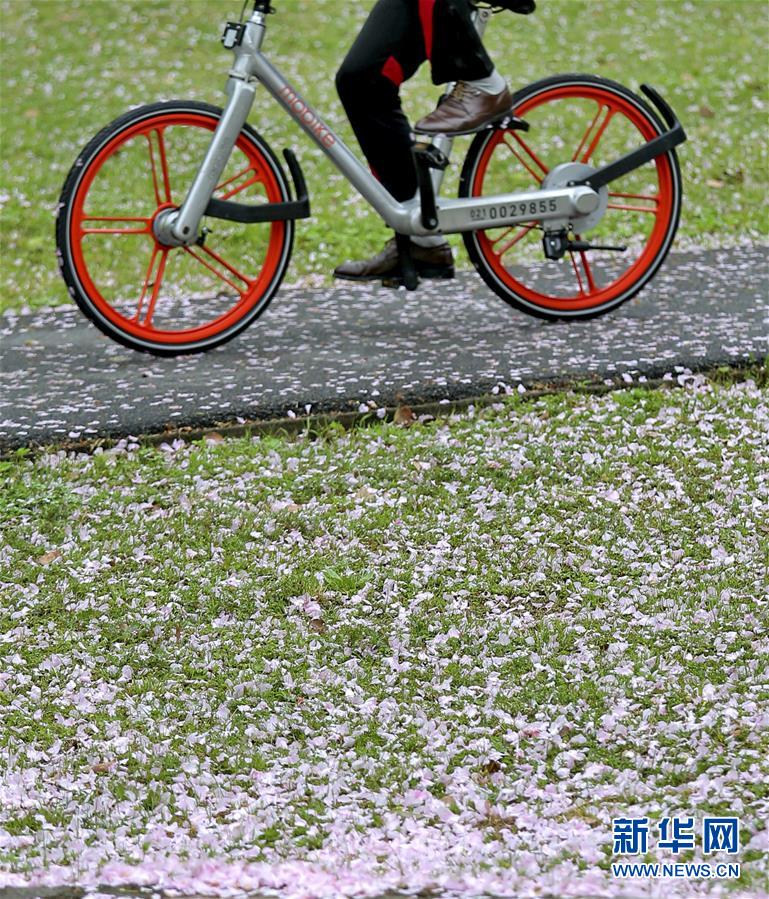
[574,84,686,192]
[204,148,311,223]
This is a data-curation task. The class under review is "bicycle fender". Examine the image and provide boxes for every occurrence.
[204,148,311,223]
[575,85,686,192]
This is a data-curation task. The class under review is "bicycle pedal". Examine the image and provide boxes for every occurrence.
[497,114,530,132]
[413,143,450,170]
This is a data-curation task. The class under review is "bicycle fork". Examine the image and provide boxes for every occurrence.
[154,79,257,246]
[154,13,276,248]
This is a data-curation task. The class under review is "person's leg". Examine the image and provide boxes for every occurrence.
[427,0,494,85]
[416,0,514,135]
[334,0,454,281]
[335,0,424,202]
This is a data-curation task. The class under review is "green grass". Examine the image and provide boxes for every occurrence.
[1,378,767,890]
[1,0,767,313]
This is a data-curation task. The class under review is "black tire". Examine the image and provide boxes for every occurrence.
[459,74,683,320]
[56,100,294,355]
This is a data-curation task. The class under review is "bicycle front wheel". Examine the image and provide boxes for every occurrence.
[459,74,682,320]
[56,101,294,355]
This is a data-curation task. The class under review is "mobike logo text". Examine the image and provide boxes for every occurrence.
[279,87,335,148]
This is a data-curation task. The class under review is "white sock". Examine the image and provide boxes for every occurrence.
[412,234,447,248]
[466,67,506,95]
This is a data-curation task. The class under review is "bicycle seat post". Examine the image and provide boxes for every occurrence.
[414,7,488,211]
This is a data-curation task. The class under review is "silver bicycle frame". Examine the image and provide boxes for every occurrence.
[167,7,599,246]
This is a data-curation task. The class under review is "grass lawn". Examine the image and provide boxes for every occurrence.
[1,2,767,894]
[1,0,767,313]
[1,376,768,895]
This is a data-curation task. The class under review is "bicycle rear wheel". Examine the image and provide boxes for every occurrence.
[459,74,682,320]
[56,101,294,355]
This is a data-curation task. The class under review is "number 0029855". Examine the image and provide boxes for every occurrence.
[470,197,559,221]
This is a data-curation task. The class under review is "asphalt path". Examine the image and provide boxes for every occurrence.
[1,246,767,452]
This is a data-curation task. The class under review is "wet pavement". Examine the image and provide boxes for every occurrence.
[1,246,767,452]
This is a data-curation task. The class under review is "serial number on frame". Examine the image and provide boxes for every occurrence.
[470,198,559,221]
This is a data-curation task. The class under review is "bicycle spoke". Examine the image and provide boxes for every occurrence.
[569,251,586,296]
[183,245,253,296]
[572,106,603,162]
[201,245,255,287]
[494,222,538,257]
[569,250,598,296]
[608,191,660,215]
[146,128,171,205]
[133,244,168,324]
[217,165,263,201]
[218,166,252,192]
[576,104,616,164]
[155,127,172,202]
[577,250,598,293]
[80,215,152,236]
[503,133,549,184]
[143,250,169,326]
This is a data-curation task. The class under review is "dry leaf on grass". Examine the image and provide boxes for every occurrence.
[37,549,61,565]
[394,405,416,426]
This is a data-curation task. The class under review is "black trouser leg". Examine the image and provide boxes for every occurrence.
[430,0,494,84]
[336,0,496,202]
[336,0,424,202]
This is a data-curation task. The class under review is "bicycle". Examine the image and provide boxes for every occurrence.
[56,0,686,356]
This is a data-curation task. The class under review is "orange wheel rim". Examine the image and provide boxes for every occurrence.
[68,112,287,344]
[471,84,676,312]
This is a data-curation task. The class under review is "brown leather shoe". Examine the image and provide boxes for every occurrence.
[415,83,514,136]
[334,237,454,282]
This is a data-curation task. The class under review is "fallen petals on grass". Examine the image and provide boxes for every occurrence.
[1,380,768,897]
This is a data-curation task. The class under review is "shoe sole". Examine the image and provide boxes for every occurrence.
[414,109,516,138]
[334,266,455,283]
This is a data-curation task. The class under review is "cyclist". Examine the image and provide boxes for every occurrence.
[334,0,535,283]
